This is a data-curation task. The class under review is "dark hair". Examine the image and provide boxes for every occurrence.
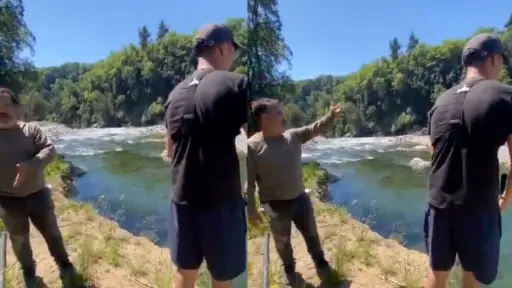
[251,98,280,129]
[0,87,19,106]
[193,38,216,58]
[462,48,491,67]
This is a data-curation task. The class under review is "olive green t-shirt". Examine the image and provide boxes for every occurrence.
[0,121,56,197]
[246,114,335,203]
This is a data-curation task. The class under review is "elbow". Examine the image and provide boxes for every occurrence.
[41,144,57,158]
[49,145,57,156]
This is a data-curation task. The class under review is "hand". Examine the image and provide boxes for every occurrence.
[13,163,33,189]
[499,196,509,211]
[160,150,172,163]
[328,102,343,118]
[248,208,262,226]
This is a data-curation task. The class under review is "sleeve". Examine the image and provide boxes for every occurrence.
[501,88,512,136]
[288,113,336,144]
[234,74,249,127]
[29,123,56,169]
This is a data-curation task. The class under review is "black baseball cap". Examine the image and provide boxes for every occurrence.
[462,33,509,66]
[193,24,244,55]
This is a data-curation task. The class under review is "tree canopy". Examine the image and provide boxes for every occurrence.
[282,25,512,136]
[2,0,512,136]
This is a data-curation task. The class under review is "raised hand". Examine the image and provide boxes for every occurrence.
[328,102,343,118]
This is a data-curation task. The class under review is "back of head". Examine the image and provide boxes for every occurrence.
[461,33,509,80]
[193,23,243,71]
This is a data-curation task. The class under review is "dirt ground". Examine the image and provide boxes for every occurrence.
[4,186,430,288]
[4,190,174,288]
[247,197,429,288]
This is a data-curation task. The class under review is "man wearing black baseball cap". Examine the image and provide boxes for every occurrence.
[425,33,512,287]
[163,23,248,288]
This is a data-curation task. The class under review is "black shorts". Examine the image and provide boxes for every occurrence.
[168,198,247,281]
[424,204,501,285]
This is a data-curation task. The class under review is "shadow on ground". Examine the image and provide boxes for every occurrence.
[35,276,49,288]
[290,273,352,288]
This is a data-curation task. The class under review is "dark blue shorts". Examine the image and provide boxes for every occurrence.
[424,205,501,285]
[168,198,247,281]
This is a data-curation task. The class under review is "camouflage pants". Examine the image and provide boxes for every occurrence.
[265,193,326,274]
[0,188,70,271]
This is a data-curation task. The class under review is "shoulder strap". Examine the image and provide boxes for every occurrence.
[182,68,215,135]
[448,78,485,140]
[448,77,485,205]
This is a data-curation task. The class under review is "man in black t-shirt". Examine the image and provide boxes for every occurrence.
[163,24,248,288]
[425,33,512,287]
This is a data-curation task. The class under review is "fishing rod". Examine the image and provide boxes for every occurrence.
[260,205,271,288]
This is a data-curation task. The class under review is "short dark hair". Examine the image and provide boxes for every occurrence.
[193,40,216,58]
[462,48,490,67]
[0,87,19,106]
[251,98,280,129]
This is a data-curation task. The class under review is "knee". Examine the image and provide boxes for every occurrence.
[273,235,291,248]
[424,269,450,288]
[9,233,30,247]
[470,267,498,286]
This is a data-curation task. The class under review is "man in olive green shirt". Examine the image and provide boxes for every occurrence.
[246,98,342,286]
[0,87,81,288]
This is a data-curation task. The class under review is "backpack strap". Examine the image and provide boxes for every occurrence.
[181,68,215,136]
[447,77,485,205]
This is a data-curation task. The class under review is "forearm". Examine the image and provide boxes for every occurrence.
[294,113,336,143]
[162,135,174,162]
[503,170,512,202]
[309,113,336,136]
[241,124,248,136]
[30,145,57,169]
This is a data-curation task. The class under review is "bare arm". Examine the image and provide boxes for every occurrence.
[289,112,336,144]
[161,134,174,162]
[241,123,248,136]
[427,108,434,155]
[29,124,56,169]
[502,137,512,204]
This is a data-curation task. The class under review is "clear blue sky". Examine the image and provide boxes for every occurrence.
[24,0,511,80]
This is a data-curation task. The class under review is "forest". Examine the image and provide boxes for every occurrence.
[2,0,512,136]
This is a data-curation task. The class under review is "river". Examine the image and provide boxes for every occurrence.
[42,124,512,287]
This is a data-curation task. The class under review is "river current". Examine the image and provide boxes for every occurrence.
[40,124,512,287]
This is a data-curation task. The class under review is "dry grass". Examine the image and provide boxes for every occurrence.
[4,191,175,288]
[247,162,429,288]
[247,197,429,288]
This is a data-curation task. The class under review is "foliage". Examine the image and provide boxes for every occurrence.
[302,161,329,191]
[282,24,512,136]
[1,4,248,127]
[2,1,512,137]
[44,154,72,181]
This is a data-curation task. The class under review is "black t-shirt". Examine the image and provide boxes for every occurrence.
[165,70,248,208]
[428,79,512,209]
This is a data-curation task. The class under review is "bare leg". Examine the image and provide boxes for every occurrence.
[211,278,232,288]
[424,269,450,288]
[462,270,483,288]
[174,268,198,288]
